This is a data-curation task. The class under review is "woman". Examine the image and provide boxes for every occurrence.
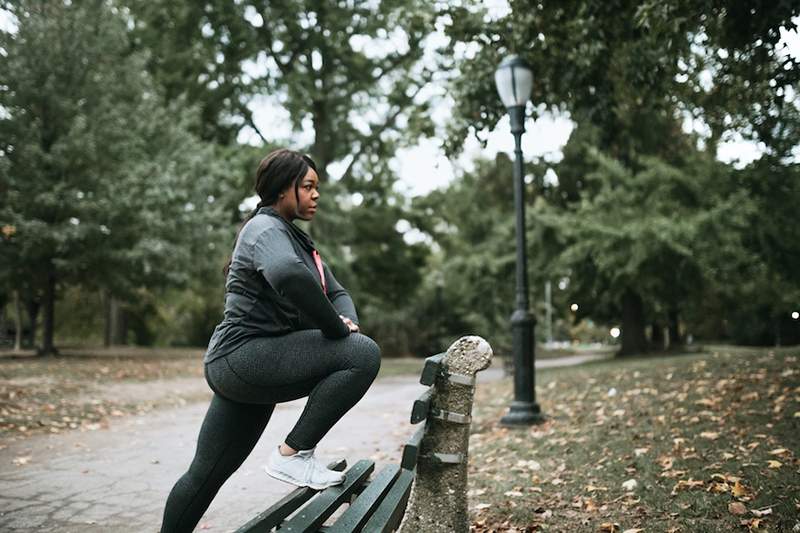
[160,149,381,533]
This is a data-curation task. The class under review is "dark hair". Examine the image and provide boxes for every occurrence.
[223,149,318,276]
[253,148,318,208]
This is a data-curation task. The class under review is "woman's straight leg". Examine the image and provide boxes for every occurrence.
[160,394,274,533]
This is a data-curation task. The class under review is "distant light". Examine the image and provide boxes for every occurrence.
[792,311,799,320]
[558,277,569,290]
[610,327,621,338]
[570,303,579,312]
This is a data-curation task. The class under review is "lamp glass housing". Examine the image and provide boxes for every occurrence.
[494,54,533,108]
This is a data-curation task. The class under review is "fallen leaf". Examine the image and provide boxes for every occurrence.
[739,517,763,529]
[623,529,644,533]
[751,507,773,517]
[622,479,638,491]
[768,448,789,456]
[12,456,31,466]
[598,523,620,532]
[658,455,674,470]
[671,479,704,494]
[707,481,730,493]
[473,503,491,510]
[700,431,720,440]
[729,502,747,515]
[732,480,749,498]
[504,490,523,497]
[766,460,782,469]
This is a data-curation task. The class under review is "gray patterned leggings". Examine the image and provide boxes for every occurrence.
[160,331,381,533]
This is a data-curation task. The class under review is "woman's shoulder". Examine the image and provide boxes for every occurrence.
[239,214,288,246]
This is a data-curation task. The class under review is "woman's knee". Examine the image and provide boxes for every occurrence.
[351,333,381,378]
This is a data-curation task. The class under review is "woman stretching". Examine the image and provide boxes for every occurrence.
[160,149,381,533]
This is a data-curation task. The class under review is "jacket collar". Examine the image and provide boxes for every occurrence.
[257,206,316,252]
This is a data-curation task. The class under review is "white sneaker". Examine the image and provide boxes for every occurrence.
[264,446,345,490]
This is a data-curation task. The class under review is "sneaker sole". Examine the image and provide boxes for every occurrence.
[264,465,345,491]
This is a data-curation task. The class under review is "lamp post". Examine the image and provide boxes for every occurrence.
[495,55,545,426]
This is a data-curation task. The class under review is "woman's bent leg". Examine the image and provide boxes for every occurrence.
[285,333,381,450]
[160,394,274,533]
[214,331,381,451]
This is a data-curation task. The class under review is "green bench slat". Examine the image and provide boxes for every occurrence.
[324,464,401,533]
[360,468,414,533]
[234,460,347,533]
[410,388,432,424]
[280,459,375,532]
[419,353,444,386]
[401,425,425,470]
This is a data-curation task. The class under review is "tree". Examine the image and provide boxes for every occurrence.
[440,0,799,352]
[124,0,444,350]
[1,0,226,353]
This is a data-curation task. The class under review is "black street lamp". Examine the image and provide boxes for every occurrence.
[495,55,545,426]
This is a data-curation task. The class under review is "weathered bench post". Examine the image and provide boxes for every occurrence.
[398,335,493,533]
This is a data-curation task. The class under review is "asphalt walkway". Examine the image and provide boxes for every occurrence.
[0,354,607,532]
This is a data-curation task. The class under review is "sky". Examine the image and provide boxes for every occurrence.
[238,11,799,199]
[2,6,798,200]
[389,17,800,197]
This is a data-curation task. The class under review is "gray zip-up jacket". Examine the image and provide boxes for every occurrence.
[204,208,357,364]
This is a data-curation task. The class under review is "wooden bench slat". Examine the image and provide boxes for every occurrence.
[279,459,375,532]
[360,468,414,533]
[410,388,432,424]
[324,464,401,533]
[400,425,425,471]
[419,353,444,386]
[234,460,347,533]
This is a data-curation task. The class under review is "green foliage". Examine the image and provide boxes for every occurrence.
[409,155,518,352]
[1,1,229,350]
[437,0,800,351]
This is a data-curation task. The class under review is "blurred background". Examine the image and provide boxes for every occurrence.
[1,0,799,358]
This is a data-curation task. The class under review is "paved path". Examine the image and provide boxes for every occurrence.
[0,354,607,532]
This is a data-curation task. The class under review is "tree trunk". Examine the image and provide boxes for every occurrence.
[650,321,663,350]
[13,290,22,352]
[104,290,112,347]
[668,308,682,346]
[40,269,57,355]
[0,294,5,345]
[619,289,648,356]
[25,296,39,349]
[106,296,128,346]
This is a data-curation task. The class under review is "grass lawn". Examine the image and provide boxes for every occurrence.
[468,347,800,532]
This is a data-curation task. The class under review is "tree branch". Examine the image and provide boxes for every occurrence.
[339,82,426,183]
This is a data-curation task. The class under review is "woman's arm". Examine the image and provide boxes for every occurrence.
[323,264,359,324]
[253,228,349,339]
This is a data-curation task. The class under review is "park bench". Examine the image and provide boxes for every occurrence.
[233,335,493,533]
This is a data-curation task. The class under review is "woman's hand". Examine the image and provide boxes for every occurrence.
[340,315,360,333]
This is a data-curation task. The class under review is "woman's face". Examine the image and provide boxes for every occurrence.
[281,167,320,221]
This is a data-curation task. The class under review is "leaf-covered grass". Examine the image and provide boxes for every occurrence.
[0,347,425,442]
[468,348,800,532]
